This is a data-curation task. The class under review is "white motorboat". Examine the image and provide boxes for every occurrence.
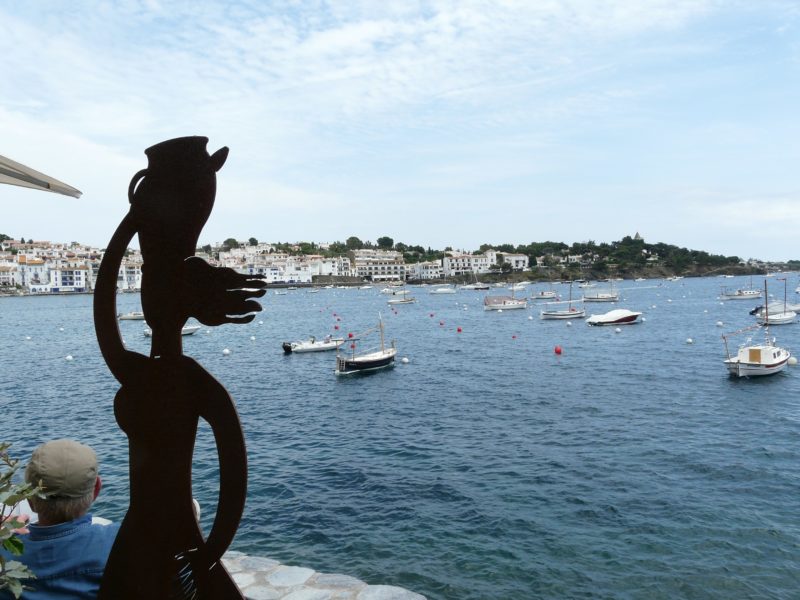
[585,308,642,326]
[118,311,145,320]
[283,336,345,354]
[484,295,527,311]
[143,324,202,337]
[723,330,791,377]
[360,285,373,290]
[335,317,396,375]
[719,287,761,301]
[429,286,457,294]
[532,290,557,300]
[508,282,529,292]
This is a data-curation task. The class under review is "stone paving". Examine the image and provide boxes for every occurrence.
[222,551,427,600]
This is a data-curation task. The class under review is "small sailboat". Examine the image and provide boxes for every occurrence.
[484,284,527,311]
[755,278,796,325]
[540,282,585,320]
[335,316,397,375]
[583,278,619,302]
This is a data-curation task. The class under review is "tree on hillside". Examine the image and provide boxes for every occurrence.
[346,236,363,250]
[377,236,394,249]
[248,237,258,246]
[222,238,240,251]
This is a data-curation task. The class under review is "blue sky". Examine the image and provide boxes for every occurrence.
[1,1,799,260]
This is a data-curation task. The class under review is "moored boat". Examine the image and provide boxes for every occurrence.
[144,324,201,337]
[118,311,145,320]
[335,317,396,375]
[283,335,345,353]
[540,282,585,319]
[484,295,527,311]
[585,308,642,326]
[723,329,791,377]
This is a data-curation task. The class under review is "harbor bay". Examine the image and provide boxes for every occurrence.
[1,275,799,599]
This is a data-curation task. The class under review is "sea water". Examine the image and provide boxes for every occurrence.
[1,276,799,599]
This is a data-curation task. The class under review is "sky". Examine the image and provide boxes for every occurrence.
[1,0,799,261]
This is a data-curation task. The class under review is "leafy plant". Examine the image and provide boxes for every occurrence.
[0,443,39,599]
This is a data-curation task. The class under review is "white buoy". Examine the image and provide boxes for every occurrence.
[59,327,64,332]
[206,329,212,334]
[703,310,708,313]
[615,327,622,333]
[498,309,503,313]
[566,321,572,327]
[641,317,647,322]
[651,305,657,309]
[401,357,409,364]
[25,336,31,340]
[528,316,533,320]
[65,355,73,361]
[250,336,256,341]
[716,321,724,327]
[788,356,798,366]
[667,299,672,303]
[222,348,231,355]
[686,338,693,344]
[258,320,264,325]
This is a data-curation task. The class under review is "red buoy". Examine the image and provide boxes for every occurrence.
[457,327,462,333]
[554,345,562,355]
[348,332,353,338]
[334,325,340,330]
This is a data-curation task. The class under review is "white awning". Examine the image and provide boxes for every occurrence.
[0,154,82,198]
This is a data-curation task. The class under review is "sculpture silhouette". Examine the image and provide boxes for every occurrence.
[94,137,266,599]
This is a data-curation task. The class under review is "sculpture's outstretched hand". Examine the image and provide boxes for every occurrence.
[182,257,266,326]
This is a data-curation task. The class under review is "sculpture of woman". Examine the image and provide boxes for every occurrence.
[93,137,265,599]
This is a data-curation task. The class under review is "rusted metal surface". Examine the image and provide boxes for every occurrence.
[94,137,265,599]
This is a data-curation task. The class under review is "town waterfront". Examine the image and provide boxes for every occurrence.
[2,276,799,599]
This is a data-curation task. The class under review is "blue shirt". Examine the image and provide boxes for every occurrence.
[0,514,119,599]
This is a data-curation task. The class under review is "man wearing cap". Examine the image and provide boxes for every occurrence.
[0,439,119,599]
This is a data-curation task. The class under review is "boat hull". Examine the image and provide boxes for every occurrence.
[335,349,397,375]
[484,296,527,310]
[540,308,586,320]
[284,339,344,353]
[586,309,642,326]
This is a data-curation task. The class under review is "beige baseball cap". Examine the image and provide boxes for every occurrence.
[25,440,98,499]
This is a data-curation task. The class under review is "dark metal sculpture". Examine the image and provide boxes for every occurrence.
[94,137,265,599]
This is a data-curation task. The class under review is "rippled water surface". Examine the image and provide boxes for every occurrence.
[2,276,799,599]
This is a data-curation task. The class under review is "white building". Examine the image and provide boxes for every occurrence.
[350,249,405,281]
[407,260,443,280]
[0,265,18,287]
[442,253,492,276]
